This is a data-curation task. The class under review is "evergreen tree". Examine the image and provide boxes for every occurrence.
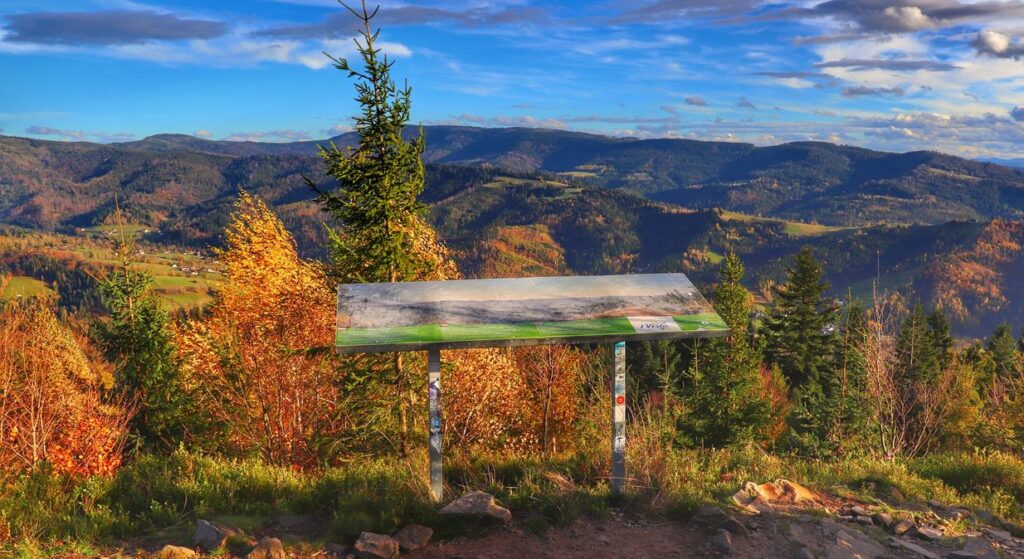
[92,211,196,452]
[629,339,684,401]
[896,304,941,383]
[988,322,1018,378]
[307,2,458,455]
[762,247,838,391]
[679,252,769,447]
[926,307,954,370]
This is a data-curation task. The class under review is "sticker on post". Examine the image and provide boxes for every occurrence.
[614,406,625,422]
[627,316,682,333]
[613,435,626,452]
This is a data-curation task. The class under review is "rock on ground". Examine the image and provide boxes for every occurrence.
[887,537,940,559]
[393,524,433,552]
[826,528,887,559]
[439,491,513,523]
[353,532,399,559]
[711,528,732,553]
[154,544,197,559]
[246,537,286,559]
[193,519,241,552]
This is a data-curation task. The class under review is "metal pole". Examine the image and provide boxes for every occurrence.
[611,341,626,495]
[428,347,443,502]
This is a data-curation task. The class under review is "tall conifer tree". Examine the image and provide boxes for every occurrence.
[679,252,768,447]
[762,246,837,391]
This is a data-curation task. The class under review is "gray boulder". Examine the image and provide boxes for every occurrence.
[193,519,241,552]
[892,519,916,536]
[439,491,512,523]
[393,524,433,552]
[915,525,943,541]
[887,537,940,559]
[353,532,399,559]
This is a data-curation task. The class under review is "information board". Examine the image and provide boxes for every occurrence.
[337,273,729,353]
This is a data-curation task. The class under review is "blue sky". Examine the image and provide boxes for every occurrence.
[2,0,1024,158]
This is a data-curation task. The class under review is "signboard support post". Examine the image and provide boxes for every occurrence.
[611,341,626,495]
[428,347,443,502]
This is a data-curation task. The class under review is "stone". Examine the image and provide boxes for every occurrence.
[916,526,944,541]
[353,532,399,559]
[826,528,887,559]
[711,528,732,553]
[854,516,873,526]
[720,516,749,537]
[887,537,940,559]
[872,512,893,529]
[961,535,1001,559]
[193,519,241,552]
[154,545,197,559]
[927,500,946,509]
[246,537,285,559]
[694,506,731,526]
[948,552,980,559]
[793,546,816,559]
[440,491,512,523]
[850,506,871,517]
[393,524,432,552]
[892,519,916,536]
[325,543,350,558]
[982,527,1012,543]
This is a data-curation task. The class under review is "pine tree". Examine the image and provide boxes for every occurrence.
[762,247,837,391]
[988,322,1018,378]
[896,304,941,383]
[678,252,768,447]
[926,307,954,370]
[92,207,196,452]
[307,3,457,456]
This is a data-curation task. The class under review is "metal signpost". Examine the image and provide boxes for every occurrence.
[336,273,728,502]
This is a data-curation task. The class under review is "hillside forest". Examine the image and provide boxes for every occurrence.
[2,6,1024,558]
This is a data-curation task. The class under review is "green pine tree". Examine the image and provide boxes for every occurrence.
[762,246,838,391]
[679,252,769,447]
[988,322,1018,378]
[926,307,954,371]
[307,3,454,456]
[92,210,198,452]
[896,304,941,383]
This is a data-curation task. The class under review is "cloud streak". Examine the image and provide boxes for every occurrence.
[3,10,227,46]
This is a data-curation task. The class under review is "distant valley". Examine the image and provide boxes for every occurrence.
[3,126,1024,337]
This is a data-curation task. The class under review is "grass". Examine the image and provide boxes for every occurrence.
[719,210,850,237]
[1,276,54,300]
[4,443,1023,557]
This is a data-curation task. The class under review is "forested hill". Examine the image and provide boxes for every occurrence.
[116,125,1024,226]
[5,128,1024,336]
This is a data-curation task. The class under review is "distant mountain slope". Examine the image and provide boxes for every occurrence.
[99,125,1024,226]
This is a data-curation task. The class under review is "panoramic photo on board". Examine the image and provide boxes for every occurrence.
[3,0,1024,557]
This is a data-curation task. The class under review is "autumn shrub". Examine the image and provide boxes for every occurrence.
[176,192,342,467]
[0,300,130,480]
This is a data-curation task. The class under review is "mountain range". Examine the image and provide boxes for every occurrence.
[3,125,1024,337]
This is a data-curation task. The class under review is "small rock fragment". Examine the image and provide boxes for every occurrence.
[827,528,887,559]
[872,512,893,529]
[887,537,940,559]
[393,524,432,552]
[711,528,732,553]
[694,506,730,526]
[325,543,350,558]
[892,519,916,536]
[915,525,944,541]
[440,491,513,523]
[353,532,399,559]
[246,537,286,559]
[850,506,870,517]
[154,545,197,559]
[855,516,873,526]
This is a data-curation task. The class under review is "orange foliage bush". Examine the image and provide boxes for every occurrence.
[176,192,340,467]
[0,301,129,478]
